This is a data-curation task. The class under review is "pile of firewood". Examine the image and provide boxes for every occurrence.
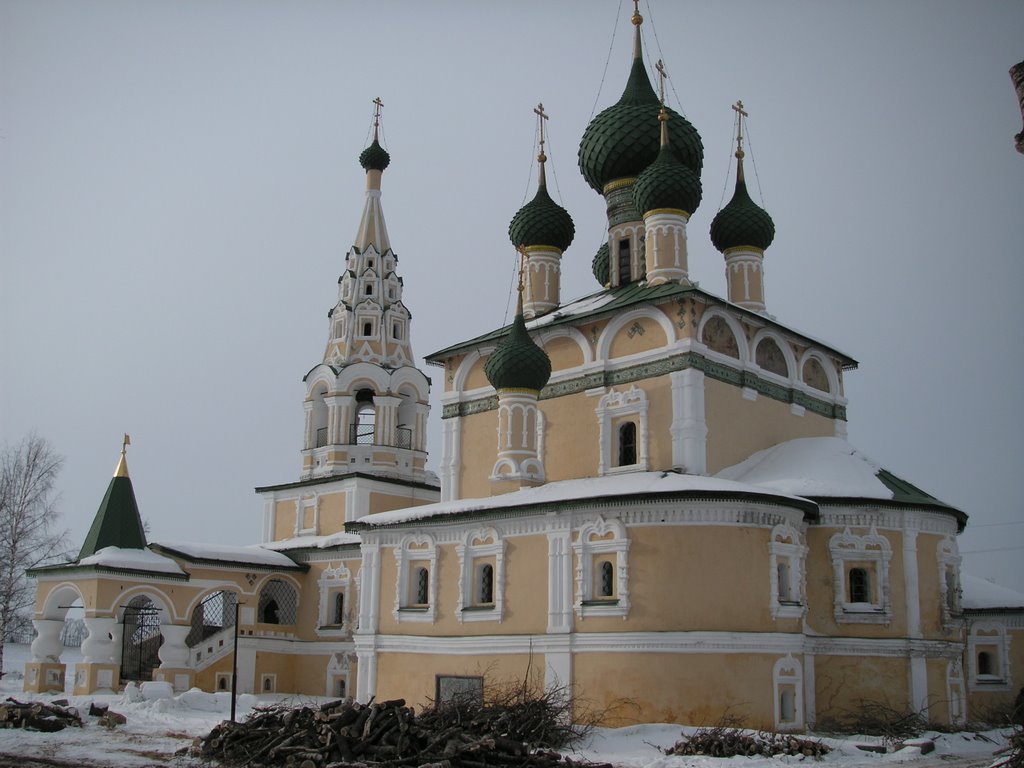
[664,725,830,759]
[0,698,84,732]
[192,697,605,768]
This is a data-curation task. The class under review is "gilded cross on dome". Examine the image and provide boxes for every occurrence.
[533,102,549,163]
[732,99,748,158]
[655,59,667,104]
[372,97,384,138]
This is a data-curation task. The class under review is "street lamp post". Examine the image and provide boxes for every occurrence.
[230,600,242,723]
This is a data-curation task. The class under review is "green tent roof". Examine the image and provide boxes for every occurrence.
[78,469,147,560]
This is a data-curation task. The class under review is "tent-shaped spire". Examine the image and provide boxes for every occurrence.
[77,435,147,560]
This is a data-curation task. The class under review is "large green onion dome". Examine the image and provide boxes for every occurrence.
[592,241,610,285]
[484,312,552,392]
[633,141,703,217]
[578,54,703,193]
[508,181,575,251]
[359,138,391,172]
[710,162,775,252]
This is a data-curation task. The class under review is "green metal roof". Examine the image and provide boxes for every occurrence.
[591,241,609,286]
[359,138,390,172]
[483,312,552,392]
[78,474,147,560]
[633,142,703,216]
[710,169,775,252]
[508,182,575,251]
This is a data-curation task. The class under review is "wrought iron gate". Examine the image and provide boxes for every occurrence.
[120,596,162,682]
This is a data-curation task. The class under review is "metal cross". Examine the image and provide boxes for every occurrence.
[533,102,548,156]
[655,59,668,104]
[372,97,384,130]
[732,100,748,154]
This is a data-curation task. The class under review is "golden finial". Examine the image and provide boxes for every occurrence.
[631,0,642,26]
[372,96,384,141]
[631,0,643,59]
[731,100,748,160]
[114,433,131,478]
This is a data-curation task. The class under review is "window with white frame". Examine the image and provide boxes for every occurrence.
[456,528,505,622]
[357,316,377,339]
[317,562,352,633]
[769,524,807,619]
[573,517,630,618]
[828,526,892,624]
[937,537,962,624]
[393,535,437,623]
[967,621,1011,691]
[772,655,803,730]
[295,495,319,536]
[596,385,649,475]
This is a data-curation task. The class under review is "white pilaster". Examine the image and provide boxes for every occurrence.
[671,369,707,474]
[546,530,573,633]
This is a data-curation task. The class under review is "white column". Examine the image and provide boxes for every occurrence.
[903,524,928,716]
[546,530,573,633]
[357,542,381,633]
[354,636,378,703]
[671,369,707,474]
[30,619,64,662]
[80,617,118,664]
[441,417,461,502]
[157,625,190,668]
[803,652,816,728]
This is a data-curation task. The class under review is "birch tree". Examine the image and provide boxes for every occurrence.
[0,434,68,679]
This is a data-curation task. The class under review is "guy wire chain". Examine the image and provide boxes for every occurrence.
[644,0,689,119]
[589,0,624,121]
[717,110,740,212]
[744,118,768,209]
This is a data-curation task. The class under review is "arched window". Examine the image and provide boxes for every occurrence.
[849,568,870,603]
[354,388,375,445]
[311,386,329,448]
[598,561,614,597]
[780,689,796,723]
[618,238,631,284]
[777,562,792,602]
[414,567,429,605]
[263,677,273,692]
[977,651,993,676]
[258,579,298,624]
[332,592,345,625]
[618,422,637,466]
[477,563,494,605]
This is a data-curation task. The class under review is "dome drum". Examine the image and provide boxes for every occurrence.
[605,182,643,229]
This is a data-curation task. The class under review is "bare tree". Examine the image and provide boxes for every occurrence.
[0,434,69,680]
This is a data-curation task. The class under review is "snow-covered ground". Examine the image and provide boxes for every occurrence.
[0,643,1014,767]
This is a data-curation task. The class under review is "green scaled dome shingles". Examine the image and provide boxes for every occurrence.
[509,184,575,251]
[578,58,703,192]
[710,172,775,252]
[632,143,703,216]
[484,313,552,392]
[359,139,391,172]
[592,242,609,285]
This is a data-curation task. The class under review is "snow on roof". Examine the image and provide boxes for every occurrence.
[78,546,186,576]
[354,471,811,528]
[961,573,1024,610]
[526,292,617,329]
[717,437,893,500]
[151,540,300,568]
[262,532,363,551]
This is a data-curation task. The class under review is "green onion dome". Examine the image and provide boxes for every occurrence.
[359,139,391,172]
[632,142,703,216]
[592,241,610,285]
[484,313,552,392]
[508,182,575,251]
[709,164,775,252]
[578,58,703,193]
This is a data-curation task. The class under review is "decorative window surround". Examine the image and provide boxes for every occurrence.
[769,524,807,620]
[456,528,506,623]
[828,527,892,624]
[773,655,804,730]
[573,517,630,619]
[326,652,353,699]
[967,621,1012,691]
[393,535,437,623]
[295,495,320,537]
[596,385,649,475]
[316,562,352,638]
[946,659,967,727]
[937,537,962,626]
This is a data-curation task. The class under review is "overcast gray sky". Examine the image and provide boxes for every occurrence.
[2,1,1022,591]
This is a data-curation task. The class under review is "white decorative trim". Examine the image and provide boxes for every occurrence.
[768,524,807,620]
[670,368,707,475]
[946,658,966,726]
[326,651,354,698]
[546,529,573,634]
[572,517,630,619]
[773,654,804,730]
[967,620,1012,691]
[828,526,893,624]
[455,528,506,623]
[316,562,352,638]
[819,507,959,536]
[596,385,649,475]
[392,534,437,623]
[937,537,962,627]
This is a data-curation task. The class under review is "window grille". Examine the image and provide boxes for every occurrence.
[187,590,237,647]
[414,567,429,605]
[848,568,870,603]
[258,579,298,624]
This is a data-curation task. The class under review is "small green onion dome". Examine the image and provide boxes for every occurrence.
[592,241,610,285]
[484,313,552,392]
[508,183,575,251]
[359,139,391,172]
[709,168,775,252]
[632,143,703,216]
[578,58,703,193]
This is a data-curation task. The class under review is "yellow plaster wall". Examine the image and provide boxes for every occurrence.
[574,652,782,729]
[541,336,585,370]
[373,652,537,710]
[464,357,490,392]
[967,626,1024,722]
[916,533,947,638]
[608,314,670,359]
[704,378,835,474]
[275,499,296,540]
[814,655,909,718]
[925,657,953,724]
[318,492,348,533]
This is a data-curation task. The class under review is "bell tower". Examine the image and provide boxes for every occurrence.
[300,99,430,484]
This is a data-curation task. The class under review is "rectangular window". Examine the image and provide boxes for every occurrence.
[435,675,483,707]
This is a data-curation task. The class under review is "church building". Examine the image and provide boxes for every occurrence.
[24,6,1023,731]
